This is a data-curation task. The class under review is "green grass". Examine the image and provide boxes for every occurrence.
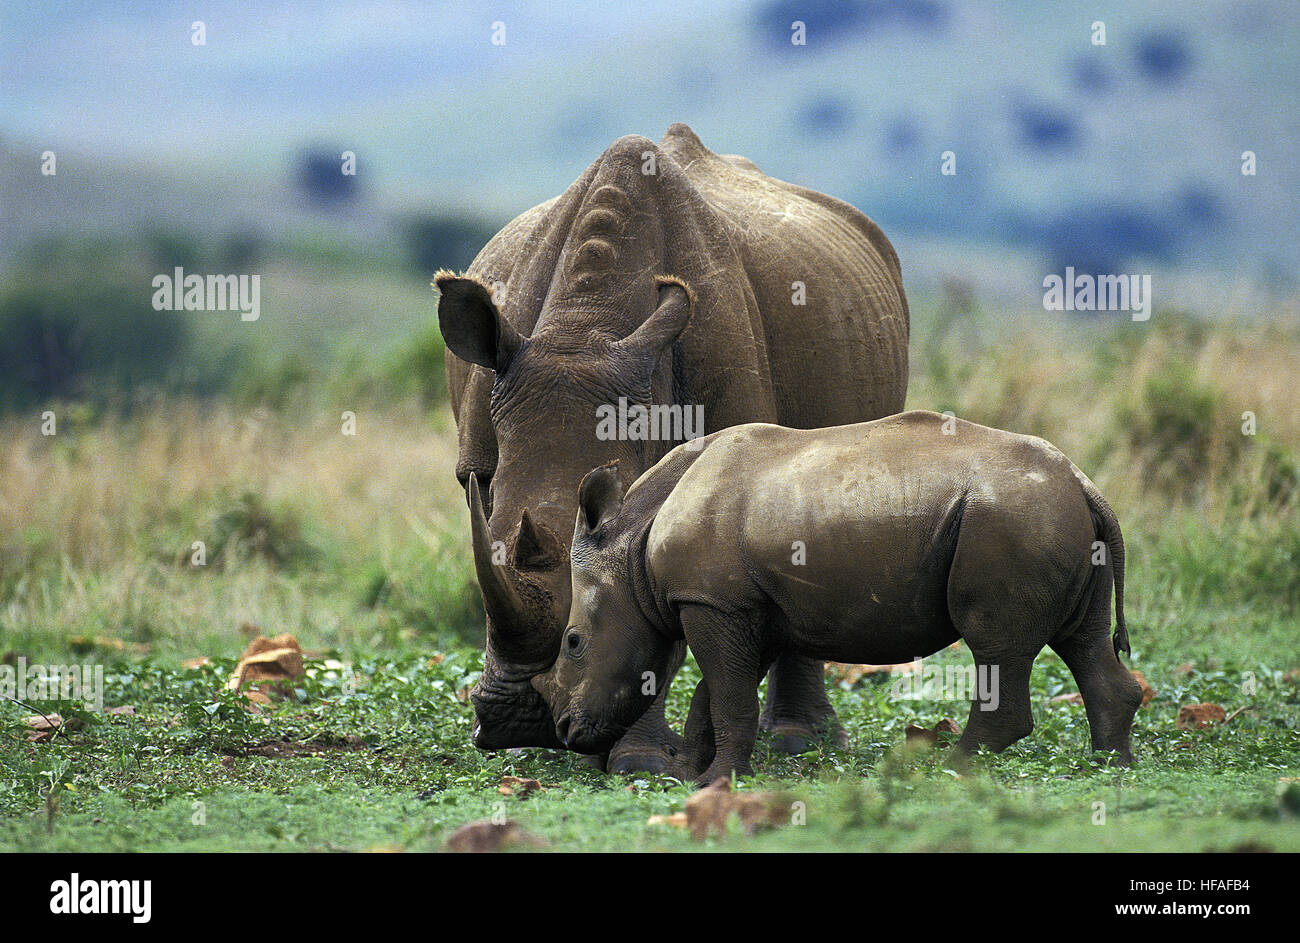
[1,563,1296,852]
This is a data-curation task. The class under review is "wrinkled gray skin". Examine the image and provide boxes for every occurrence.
[535,412,1143,786]
[435,123,908,770]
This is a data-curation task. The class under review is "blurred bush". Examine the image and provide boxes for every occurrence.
[1116,358,1241,499]
[296,147,359,205]
[0,228,461,414]
[204,490,320,571]
[0,271,190,409]
[355,536,485,648]
[402,215,496,275]
[383,322,448,405]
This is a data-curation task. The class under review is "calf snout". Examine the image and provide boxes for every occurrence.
[557,710,621,755]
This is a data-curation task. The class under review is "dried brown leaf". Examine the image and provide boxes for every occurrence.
[498,775,542,797]
[226,634,306,701]
[445,820,547,853]
[825,661,917,686]
[904,723,939,747]
[1177,703,1227,730]
[683,777,791,840]
[1132,670,1157,706]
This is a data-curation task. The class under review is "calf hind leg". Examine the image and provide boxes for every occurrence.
[954,649,1037,759]
[1050,579,1142,765]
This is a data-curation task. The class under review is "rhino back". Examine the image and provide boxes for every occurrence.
[468,125,908,432]
[658,123,909,428]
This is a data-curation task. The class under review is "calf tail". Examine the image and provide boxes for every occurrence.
[1079,474,1129,659]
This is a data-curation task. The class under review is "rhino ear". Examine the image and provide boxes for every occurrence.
[514,509,563,570]
[576,461,624,536]
[435,272,521,372]
[615,276,695,362]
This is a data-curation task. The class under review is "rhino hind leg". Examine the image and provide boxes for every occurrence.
[759,651,848,754]
[676,679,716,779]
[1049,570,1143,765]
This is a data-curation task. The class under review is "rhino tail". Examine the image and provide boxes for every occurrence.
[1079,472,1129,660]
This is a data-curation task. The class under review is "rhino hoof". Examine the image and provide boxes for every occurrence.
[766,722,849,755]
[608,751,673,775]
[768,732,813,756]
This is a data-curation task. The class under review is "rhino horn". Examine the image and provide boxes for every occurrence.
[514,509,563,570]
[613,276,695,362]
[467,476,528,645]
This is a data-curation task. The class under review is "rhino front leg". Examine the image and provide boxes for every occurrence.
[606,640,687,775]
[760,651,848,754]
[667,679,716,781]
[681,605,761,787]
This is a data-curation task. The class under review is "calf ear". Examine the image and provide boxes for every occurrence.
[576,461,624,535]
[434,272,522,372]
[615,276,695,362]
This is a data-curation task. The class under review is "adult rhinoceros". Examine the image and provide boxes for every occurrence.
[434,123,907,772]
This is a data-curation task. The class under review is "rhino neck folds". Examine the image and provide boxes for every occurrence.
[628,519,679,641]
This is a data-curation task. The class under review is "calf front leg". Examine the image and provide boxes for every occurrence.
[679,604,762,787]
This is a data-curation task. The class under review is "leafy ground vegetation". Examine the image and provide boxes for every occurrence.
[0,256,1296,851]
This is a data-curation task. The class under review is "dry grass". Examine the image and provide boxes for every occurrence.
[0,305,1295,660]
[0,399,461,569]
[907,308,1300,527]
[0,398,470,656]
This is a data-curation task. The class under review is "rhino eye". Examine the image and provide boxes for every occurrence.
[564,628,586,658]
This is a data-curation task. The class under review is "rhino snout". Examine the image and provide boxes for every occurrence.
[470,671,563,750]
[554,711,572,749]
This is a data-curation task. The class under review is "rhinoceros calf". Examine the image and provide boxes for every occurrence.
[534,411,1143,785]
